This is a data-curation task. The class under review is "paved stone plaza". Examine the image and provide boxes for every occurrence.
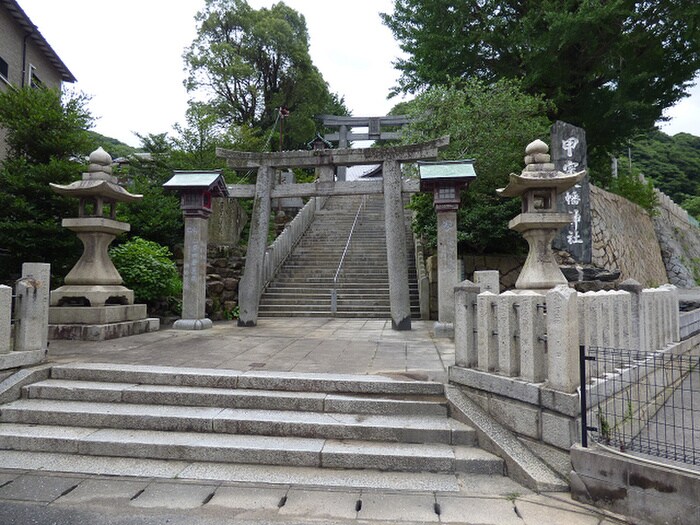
[45,319,455,381]
[0,319,630,524]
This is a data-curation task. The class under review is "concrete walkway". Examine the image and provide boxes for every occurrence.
[0,318,629,524]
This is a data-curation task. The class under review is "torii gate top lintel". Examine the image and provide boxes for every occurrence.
[216,136,449,170]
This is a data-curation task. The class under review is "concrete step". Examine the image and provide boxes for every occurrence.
[0,400,474,444]
[0,449,464,491]
[48,364,445,395]
[0,424,501,474]
[25,379,448,416]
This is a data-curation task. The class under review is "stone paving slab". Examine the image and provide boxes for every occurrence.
[279,488,360,520]
[207,485,288,510]
[0,469,627,524]
[0,473,82,502]
[54,478,149,504]
[358,491,439,522]
[436,495,521,524]
[130,481,218,509]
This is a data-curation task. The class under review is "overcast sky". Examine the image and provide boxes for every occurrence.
[17,0,700,147]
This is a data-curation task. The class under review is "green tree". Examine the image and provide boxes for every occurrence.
[0,87,93,280]
[400,79,551,253]
[615,130,700,203]
[183,0,349,150]
[115,133,185,251]
[382,0,700,155]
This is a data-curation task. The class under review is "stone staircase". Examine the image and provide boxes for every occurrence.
[259,194,420,318]
[0,364,504,490]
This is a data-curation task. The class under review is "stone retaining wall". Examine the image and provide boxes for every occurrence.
[589,185,667,287]
[653,188,700,288]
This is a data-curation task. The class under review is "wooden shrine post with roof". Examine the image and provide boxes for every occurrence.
[217,137,449,330]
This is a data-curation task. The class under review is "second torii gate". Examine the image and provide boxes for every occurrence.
[217,137,449,331]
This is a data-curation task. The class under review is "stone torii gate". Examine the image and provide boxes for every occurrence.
[217,137,449,331]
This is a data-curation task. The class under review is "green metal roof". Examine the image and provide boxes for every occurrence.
[163,170,229,196]
[417,159,477,180]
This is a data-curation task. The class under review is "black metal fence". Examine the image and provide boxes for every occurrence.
[581,345,700,466]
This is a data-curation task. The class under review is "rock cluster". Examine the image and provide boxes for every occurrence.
[205,246,244,320]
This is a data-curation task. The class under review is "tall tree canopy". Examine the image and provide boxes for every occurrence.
[400,79,551,253]
[383,0,700,154]
[0,87,92,281]
[184,0,348,150]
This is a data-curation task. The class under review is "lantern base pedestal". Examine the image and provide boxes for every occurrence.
[48,304,159,341]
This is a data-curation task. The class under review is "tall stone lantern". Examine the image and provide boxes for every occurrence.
[418,159,477,334]
[497,140,585,290]
[50,147,142,307]
[48,147,159,341]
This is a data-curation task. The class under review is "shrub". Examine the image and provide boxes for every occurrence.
[110,237,181,304]
[608,170,658,214]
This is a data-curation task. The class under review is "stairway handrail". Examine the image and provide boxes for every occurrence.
[331,195,367,314]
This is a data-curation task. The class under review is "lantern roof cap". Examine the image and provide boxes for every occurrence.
[497,140,585,198]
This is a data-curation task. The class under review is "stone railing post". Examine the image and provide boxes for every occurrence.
[0,285,11,353]
[517,291,547,383]
[477,291,498,372]
[414,232,431,321]
[474,270,500,293]
[661,284,680,344]
[497,291,520,377]
[454,280,480,367]
[546,285,579,393]
[619,279,642,353]
[14,263,50,352]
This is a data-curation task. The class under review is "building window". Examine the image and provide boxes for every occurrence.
[0,56,8,82]
[28,65,42,88]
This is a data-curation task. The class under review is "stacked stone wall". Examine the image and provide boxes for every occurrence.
[652,188,700,288]
[589,185,667,287]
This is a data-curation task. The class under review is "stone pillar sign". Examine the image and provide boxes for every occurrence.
[551,121,591,263]
[163,171,229,330]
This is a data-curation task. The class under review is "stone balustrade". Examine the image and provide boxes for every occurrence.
[263,197,320,285]
[451,272,681,451]
[0,263,50,371]
[456,275,679,393]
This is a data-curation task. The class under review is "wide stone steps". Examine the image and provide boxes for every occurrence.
[0,364,504,481]
[260,193,420,318]
[0,424,498,473]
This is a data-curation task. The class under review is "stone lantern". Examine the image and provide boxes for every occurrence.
[497,140,585,290]
[50,147,142,307]
[48,147,159,340]
[418,159,477,333]
[163,170,229,330]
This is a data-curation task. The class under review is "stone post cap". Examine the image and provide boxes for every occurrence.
[454,279,480,292]
[619,278,642,293]
[84,147,116,182]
